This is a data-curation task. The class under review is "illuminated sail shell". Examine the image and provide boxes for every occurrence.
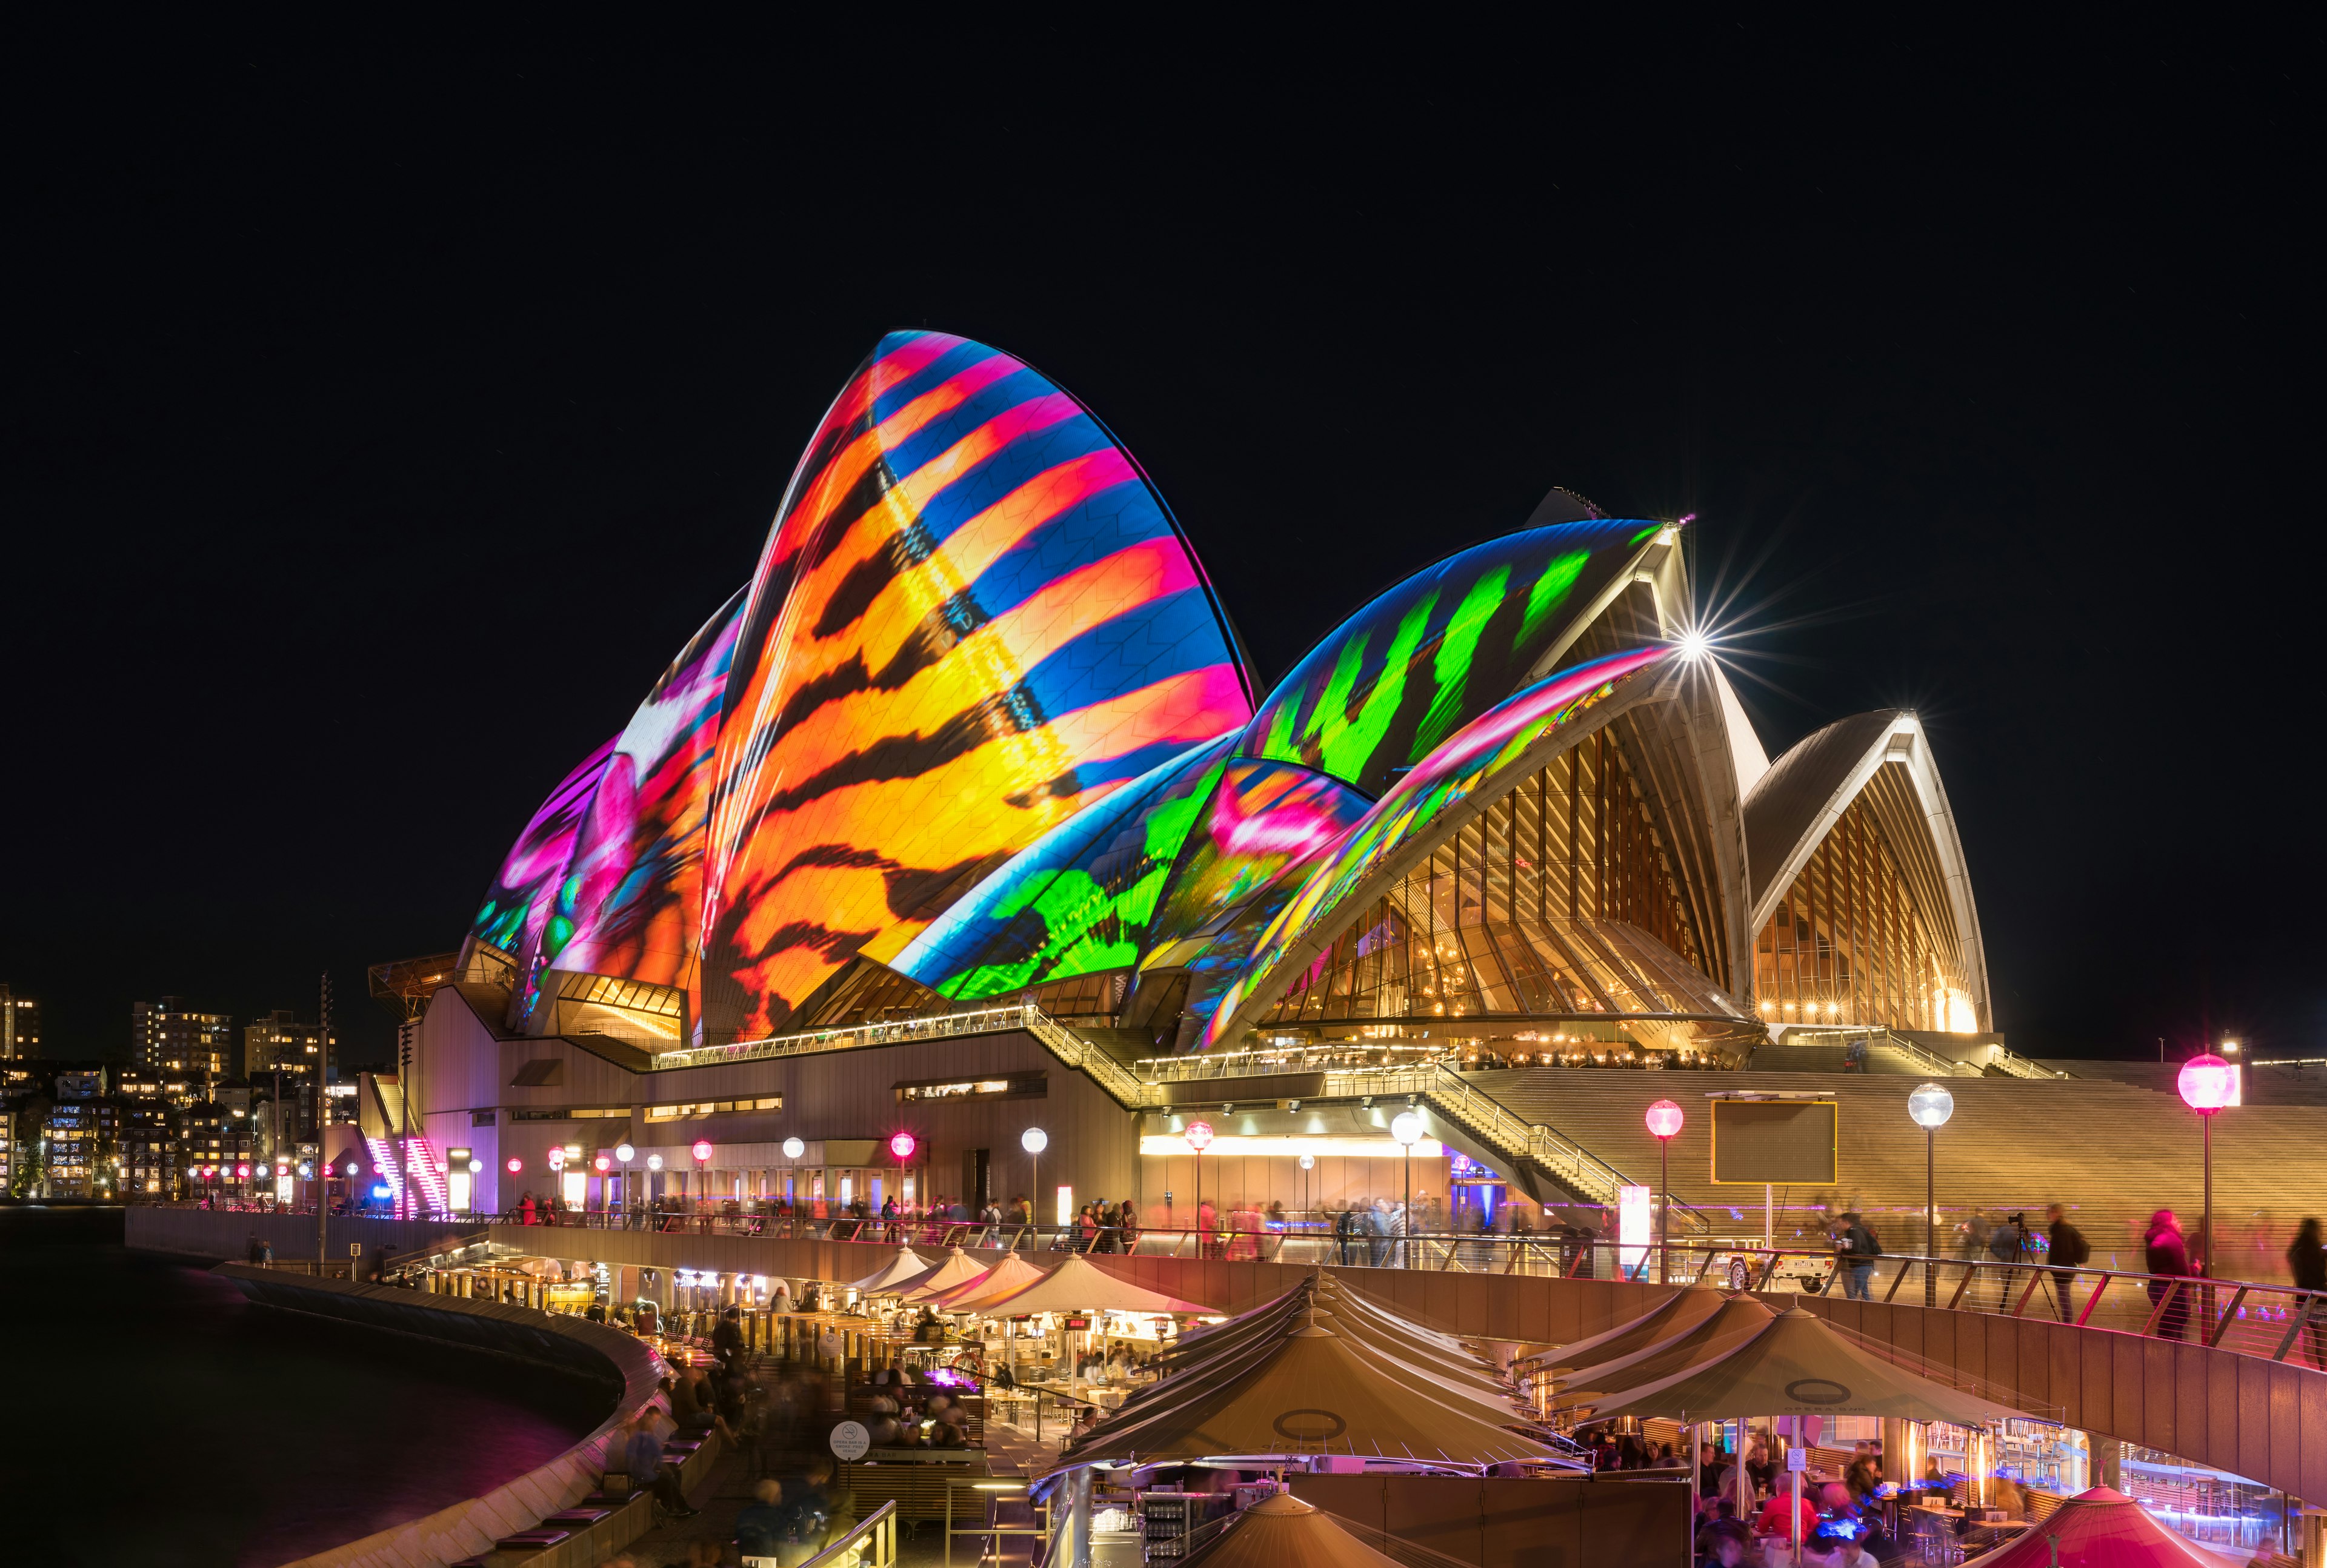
[545,590,747,994]
[699,332,1253,1038]
[1242,519,1664,799]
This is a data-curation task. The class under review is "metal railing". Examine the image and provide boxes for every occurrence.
[460,1218,2327,1381]
[1864,1031,1983,1079]
[651,1003,1081,1074]
[799,1498,897,1568]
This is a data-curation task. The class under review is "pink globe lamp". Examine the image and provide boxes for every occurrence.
[1644,1100,1682,1281]
[2178,1051,2234,1277]
[887,1131,916,1161]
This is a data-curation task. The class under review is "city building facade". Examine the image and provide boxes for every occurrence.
[135,997,236,1095]
[0,983,39,1058]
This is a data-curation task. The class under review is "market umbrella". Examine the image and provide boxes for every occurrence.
[852,1245,942,1293]
[1181,1492,1401,1568]
[1958,1487,2248,1567]
[1061,1325,1556,1469]
[1520,1286,1733,1374]
[899,1247,991,1302]
[978,1254,1217,1316]
[934,1252,1050,1310]
[1121,1301,1533,1435]
[1548,1295,1777,1410]
[1154,1274,1496,1389]
[1582,1308,2029,1426]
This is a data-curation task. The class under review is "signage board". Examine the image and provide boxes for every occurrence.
[1709,1098,1839,1185]
[1063,1314,1091,1330]
[830,1420,870,1461]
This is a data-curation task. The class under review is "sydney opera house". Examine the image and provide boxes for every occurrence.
[391,330,1994,1223]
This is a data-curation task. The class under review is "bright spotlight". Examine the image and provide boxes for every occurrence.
[1676,629,1710,661]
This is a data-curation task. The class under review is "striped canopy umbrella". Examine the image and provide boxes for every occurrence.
[934,1252,1050,1311]
[852,1245,942,1292]
[897,1247,990,1302]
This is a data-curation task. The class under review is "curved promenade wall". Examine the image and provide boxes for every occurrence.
[209,1263,664,1568]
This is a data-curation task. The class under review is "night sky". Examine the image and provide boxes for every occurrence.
[4,38,2314,1068]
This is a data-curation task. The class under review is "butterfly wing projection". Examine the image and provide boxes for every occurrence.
[699,331,1253,1039]
[1242,519,1666,799]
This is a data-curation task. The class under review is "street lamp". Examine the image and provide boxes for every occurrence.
[1299,1151,1315,1232]
[1908,1083,1955,1306]
[1020,1128,1047,1239]
[1391,1111,1425,1269]
[782,1136,804,1218]
[1185,1121,1213,1254]
[616,1141,636,1217]
[1645,1100,1683,1283]
[2178,1052,2234,1276]
[692,1138,715,1213]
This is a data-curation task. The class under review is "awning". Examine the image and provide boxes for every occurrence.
[851,1245,942,1292]
[897,1247,990,1302]
[935,1252,1049,1311]
[1549,1295,1776,1411]
[1062,1324,1554,1469]
[1959,1486,2247,1566]
[1582,1307,2029,1425]
[970,1254,1216,1317]
[1182,1492,1401,1568]
[1519,1284,1733,1374]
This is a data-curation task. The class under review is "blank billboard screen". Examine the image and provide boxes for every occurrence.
[1710,1099,1838,1185]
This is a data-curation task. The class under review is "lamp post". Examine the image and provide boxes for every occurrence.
[783,1135,805,1227]
[1391,1111,1425,1269]
[1020,1128,1047,1243]
[693,1138,716,1216]
[1299,1152,1315,1238]
[647,1152,664,1212]
[1908,1083,1955,1306]
[1185,1121,1213,1255]
[1645,1100,1683,1283]
[887,1132,916,1231]
[2177,1052,2234,1277]
[616,1142,636,1221]
[593,1154,611,1218]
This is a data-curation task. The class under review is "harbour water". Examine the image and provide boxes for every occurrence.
[0,1206,607,1566]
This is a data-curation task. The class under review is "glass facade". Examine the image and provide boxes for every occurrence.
[1752,789,1962,1032]
[1257,731,1738,1026]
[1204,645,1671,1046]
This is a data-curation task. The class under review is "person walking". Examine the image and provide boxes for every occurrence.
[1117,1198,1140,1254]
[1986,1212,2025,1309]
[2045,1204,2090,1322]
[2145,1209,2193,1340]
[1334,1202,1357,1264]
[1834,1211,1881,1301]
[713,1305,747,1372]
[2288,1216,2327,1370]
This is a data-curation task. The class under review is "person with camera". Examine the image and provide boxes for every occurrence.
[1833,1211,1882,1301]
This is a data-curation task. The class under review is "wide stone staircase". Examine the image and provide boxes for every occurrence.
[1456,1067,2327,1282]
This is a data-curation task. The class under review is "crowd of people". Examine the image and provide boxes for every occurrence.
[1687,1433,1895,1567]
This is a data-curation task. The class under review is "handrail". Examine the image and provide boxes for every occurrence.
[1865,1031,1981,1078]
[799,1498,898,1568]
